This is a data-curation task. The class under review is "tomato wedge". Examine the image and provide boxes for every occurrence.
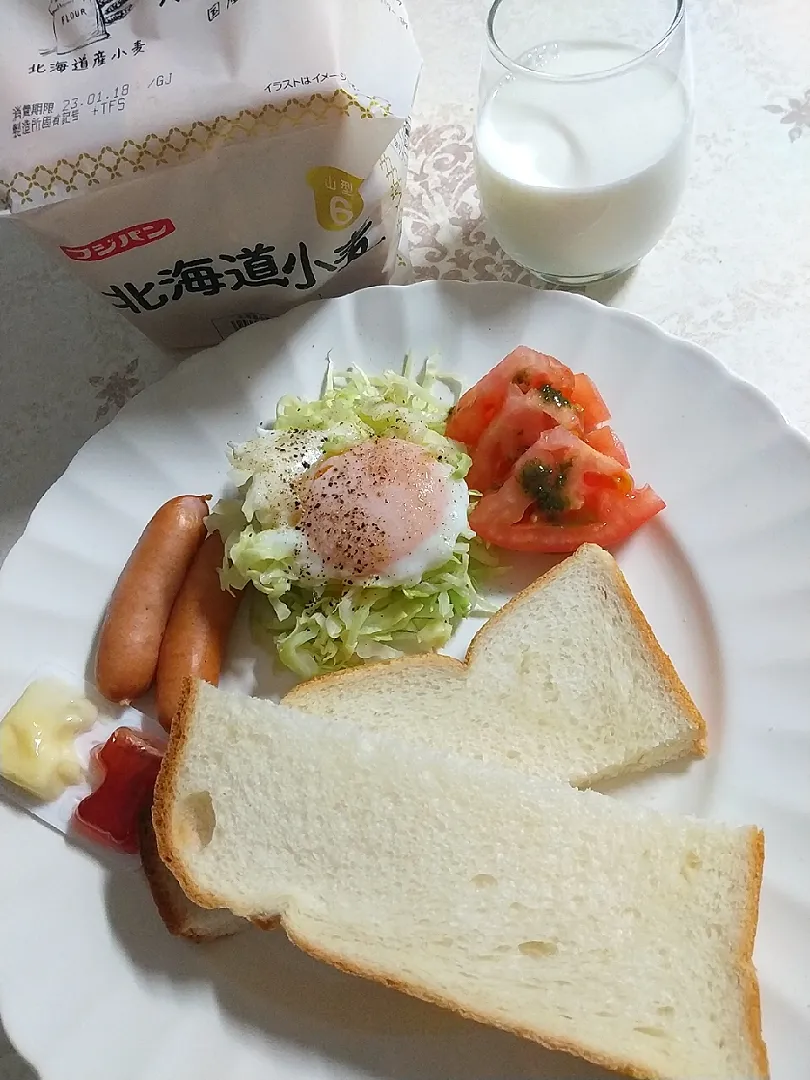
[470,487,666,552]
[584,425,631,468]
[466,386,553,492]
[465,382,590,492]
[454,347,663,553]
[471,426,628,522]
[571,373,611,431]
[469,427,665,553]
[446,346,576,448]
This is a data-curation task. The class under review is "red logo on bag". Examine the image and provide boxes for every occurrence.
[60,218,176,262]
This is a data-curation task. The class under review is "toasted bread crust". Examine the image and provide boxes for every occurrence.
[138,808,196,938]
[250,915,282,931]
[152,678,213,909]
[152,678,282,923]
[283,650,467,702]
[284,545,707,758]
[740,829,769,1078]
[284,922,668,1080]
[600,551,707,756]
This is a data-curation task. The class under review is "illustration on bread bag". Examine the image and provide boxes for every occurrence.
[47,0,133,55]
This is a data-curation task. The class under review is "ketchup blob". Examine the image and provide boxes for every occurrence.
[73,727,164,854]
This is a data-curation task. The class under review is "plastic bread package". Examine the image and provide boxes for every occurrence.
[0,0,421,348]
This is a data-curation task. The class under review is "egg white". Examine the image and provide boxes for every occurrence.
[229,427,326,528]
[231,429,471,588]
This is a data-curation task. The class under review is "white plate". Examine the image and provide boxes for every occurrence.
[0,281,808,1080]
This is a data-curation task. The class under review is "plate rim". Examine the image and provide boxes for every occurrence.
[3,279,808,587]
[1,278,808,1080]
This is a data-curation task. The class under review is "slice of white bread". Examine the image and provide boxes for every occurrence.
[154,680,767,1080]
[138,808,244,942]
[283,544,706,787]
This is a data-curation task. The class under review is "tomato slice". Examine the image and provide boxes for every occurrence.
[469,427,664,553]
[446,346,576,448]
[472,426,628,522]
[466,383,589,492]
[584,425,631,468]
[466,386,552,492]
[571,373,611,432]
[470,487,666,552]
[457,348,661,553]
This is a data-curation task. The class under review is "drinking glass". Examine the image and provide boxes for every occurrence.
[474,0,693,284]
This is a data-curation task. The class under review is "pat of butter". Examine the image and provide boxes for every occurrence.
[0,678,98,802]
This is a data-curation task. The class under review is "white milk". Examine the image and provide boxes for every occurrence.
[475,41,691,280]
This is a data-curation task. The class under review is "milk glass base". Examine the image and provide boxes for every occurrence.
[527,262,635,287]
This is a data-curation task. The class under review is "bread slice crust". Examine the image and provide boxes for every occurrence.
[152,678,765,1080]
[139,801,244,942]
[285,870,768,1080]
[283,544,707,759]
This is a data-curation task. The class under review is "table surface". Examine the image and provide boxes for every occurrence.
[1,0,809,1074]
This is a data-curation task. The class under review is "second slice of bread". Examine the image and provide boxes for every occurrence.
[284,544,706,787]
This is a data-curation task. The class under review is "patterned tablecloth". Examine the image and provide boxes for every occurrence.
[0,0,808,1074]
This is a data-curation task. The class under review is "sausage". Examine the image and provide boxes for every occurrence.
[155,532,242,731]
[95,496,210,705]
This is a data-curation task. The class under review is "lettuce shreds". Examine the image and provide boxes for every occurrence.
[273,354,472,479]
[248,539,487,679]
[212,354,495,678]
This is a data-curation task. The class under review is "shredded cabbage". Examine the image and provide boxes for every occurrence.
[273,354,472,479]
[211,355,494,678]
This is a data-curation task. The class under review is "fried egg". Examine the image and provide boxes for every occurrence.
[232,431,469,587]
[229,428,327,528]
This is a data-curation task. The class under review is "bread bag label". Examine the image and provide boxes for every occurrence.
[0,0,420,348]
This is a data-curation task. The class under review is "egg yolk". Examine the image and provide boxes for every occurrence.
[300,438,448,581]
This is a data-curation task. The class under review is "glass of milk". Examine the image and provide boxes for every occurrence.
[474,0,693,284]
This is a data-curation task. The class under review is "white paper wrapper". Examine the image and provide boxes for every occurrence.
[0,0,421,348]
[0,662,163,858]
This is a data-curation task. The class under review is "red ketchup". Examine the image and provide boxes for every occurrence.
[73,727,164,854]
